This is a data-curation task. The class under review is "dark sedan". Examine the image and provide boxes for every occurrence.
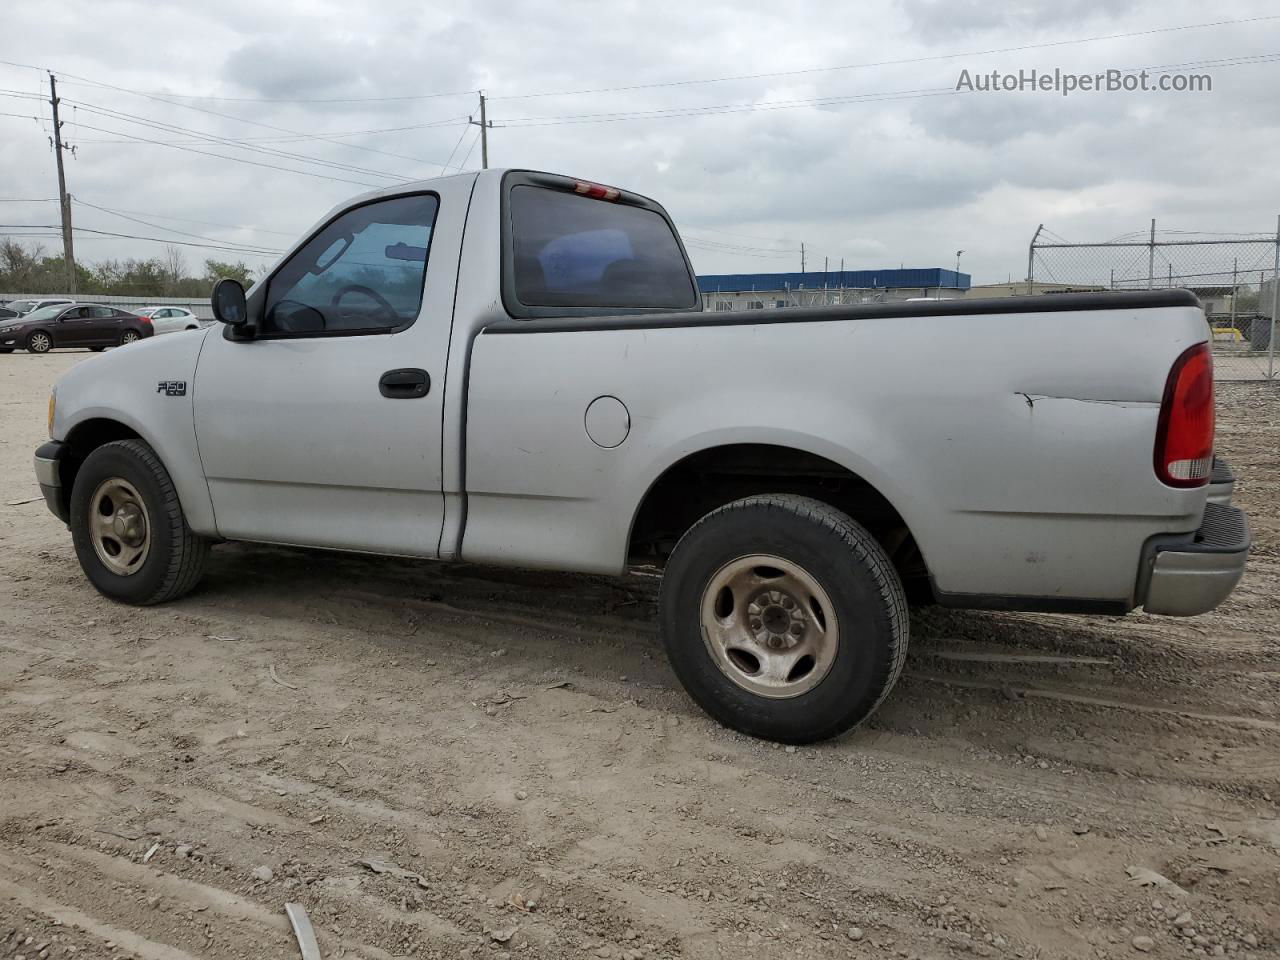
[0,303,153,354]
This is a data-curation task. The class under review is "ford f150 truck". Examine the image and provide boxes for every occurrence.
[33,169,1250,743]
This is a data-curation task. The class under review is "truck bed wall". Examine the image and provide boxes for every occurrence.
[462,302,1211,606]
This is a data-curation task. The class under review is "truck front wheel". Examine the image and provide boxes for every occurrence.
[658,495,908,743]
[70,439,209,605]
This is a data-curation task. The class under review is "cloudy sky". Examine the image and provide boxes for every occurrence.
[2,0,1279,285]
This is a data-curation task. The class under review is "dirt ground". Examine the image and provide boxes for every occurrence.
[1,351,1277,960]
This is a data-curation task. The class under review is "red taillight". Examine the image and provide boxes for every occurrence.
[1154,342,1214,488]
[573,180,620,201]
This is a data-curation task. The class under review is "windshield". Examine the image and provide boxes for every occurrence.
[7,300,36,314]
[23,305,65,323]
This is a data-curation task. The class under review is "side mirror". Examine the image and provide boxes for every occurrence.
[211,278,248,326]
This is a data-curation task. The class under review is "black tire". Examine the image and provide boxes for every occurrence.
[90,346,106,352]
[70,439,209,605]
[119,329,141,346]
[26,330,52,353]
[0,348,13,354]
[659,494,908,744]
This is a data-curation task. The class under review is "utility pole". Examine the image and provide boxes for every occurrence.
[800,242,805,274]
[48,73,77,294]
[469,92,495,169]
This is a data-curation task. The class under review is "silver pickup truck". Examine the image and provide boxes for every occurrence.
[33,168,1250,743]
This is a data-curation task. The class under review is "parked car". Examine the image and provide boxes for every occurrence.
[32,168,1250,743]
[0,303,17,320]
[0,302,152,353]
[135,306,210,336]
[3,297,75,317]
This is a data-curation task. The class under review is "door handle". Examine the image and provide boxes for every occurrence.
[379,368,431,399]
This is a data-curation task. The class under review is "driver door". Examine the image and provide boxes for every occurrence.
[54,306,96,346]
[192,189,459,557]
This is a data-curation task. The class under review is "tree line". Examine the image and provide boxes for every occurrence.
[0,239,257,299]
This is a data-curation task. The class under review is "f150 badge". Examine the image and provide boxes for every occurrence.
[157,380,187,397]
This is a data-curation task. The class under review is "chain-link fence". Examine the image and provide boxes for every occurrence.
[1028,221,1279,382]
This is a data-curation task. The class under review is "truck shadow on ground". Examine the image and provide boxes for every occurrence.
[192,539,1251,755]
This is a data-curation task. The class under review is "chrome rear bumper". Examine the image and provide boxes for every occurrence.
[1139,456,1249,617]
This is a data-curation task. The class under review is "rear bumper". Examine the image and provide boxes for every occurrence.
[1140,499,1250,617]
[33,440,70,524]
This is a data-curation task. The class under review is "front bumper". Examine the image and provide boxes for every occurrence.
[33,440,70,524]
[1140,467,1250,617]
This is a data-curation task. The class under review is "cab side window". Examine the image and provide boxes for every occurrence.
[89,306,114,319]
[263,194,438,337]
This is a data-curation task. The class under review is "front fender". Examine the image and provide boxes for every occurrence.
[52,332,217,536]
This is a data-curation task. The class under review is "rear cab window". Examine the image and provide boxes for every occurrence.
[502,172,698,318]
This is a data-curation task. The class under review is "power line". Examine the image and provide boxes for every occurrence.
[49,72,466,171]
[73,199,283,254]
[501,85,951,123]
[488,14,1280,100]
[0,109,49,124]
[66,115,470,148]
[4,15,1271,106]
[683,242,794,261]
[49,117,386,188]
[682,234,795,255]
[440,123,470,175]
[687,225,793,244]
[61,99,417,182]
[56,80,481,105]
[72,202,300,237]
[502,88,956,126]
[458,127,481,169]
[0,223,283,256]
[496,50,1280,127]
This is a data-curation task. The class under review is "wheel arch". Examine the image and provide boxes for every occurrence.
[25,327,55,349]
[51,417,146,518]
[626,441,932,598]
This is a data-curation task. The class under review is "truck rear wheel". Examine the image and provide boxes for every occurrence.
[658,495,908,743]
[70,439,209,605]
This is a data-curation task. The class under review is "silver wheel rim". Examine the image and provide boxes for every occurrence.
[122,332,138,344]
[88,477,151,575]
[699,554,840,699]
[31,333,50,352]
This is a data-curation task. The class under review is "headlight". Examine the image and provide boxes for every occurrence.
[47,389,56,437]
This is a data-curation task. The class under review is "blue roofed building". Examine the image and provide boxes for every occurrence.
[696,268,971,311]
